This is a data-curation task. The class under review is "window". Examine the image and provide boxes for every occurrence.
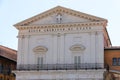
[118,58,120,65]
[74,56,81,69]
[112,58,120,66]
[74,56,81,64]
[112,58,117,66]
[37,57,43,69]
[0,64,3,73]
[37,57,43,65]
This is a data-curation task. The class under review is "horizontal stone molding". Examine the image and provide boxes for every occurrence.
[16,21,105,30]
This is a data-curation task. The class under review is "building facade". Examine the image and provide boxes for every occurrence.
[0,45,17,80]
[104,47,120,80]
[13,6,111,80]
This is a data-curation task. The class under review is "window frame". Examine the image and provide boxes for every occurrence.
[112,58,117,66]
[118,58,120,66]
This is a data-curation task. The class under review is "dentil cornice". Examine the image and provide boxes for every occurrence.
[16,21,106,30]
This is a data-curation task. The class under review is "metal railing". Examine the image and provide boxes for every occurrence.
[17,78,103,80]
[17,63,104,71]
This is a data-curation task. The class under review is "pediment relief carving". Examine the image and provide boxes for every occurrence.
[29,13,91,25]
[33,46,48,53]
[70,44,85,51]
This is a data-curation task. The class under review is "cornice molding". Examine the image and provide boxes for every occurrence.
[16,21,105,30]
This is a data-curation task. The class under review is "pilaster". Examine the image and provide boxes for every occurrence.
[90,32,96,63]
[17,35,25,65]
[96,31,104,65]
[52,34,57,64]
[59,33,65,64]
[23,35,30,64]
[57,33,61,64]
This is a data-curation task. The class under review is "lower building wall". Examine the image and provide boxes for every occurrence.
[104,71,120,80]
[104,49,120,71]
[14,69,105,80]
[0,73,15,80]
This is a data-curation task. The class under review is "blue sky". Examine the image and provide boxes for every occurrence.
[0,0,120,50]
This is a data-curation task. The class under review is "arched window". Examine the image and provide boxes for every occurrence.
[33,46,48,69]
[70,44,85,64]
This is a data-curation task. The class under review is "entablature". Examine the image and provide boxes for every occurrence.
[16,21,105,31]
[17,22,104,35]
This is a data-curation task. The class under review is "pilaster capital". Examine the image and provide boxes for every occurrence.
[89,32,96,35]
[17,35,25,38]
[52,33,65,37]
[96,31,103,35]
[17,35,30,38]
[24,35,30,38]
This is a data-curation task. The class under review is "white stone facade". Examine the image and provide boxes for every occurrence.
[15,70,104,80]
[13,6,109,80]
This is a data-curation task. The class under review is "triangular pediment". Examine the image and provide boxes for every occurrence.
[29,13,91,25]
[14,6,107,27]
